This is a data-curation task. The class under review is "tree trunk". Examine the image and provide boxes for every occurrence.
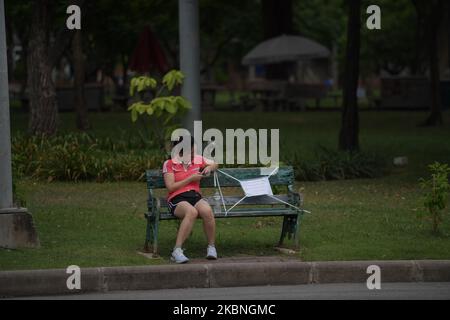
[73,29,90,130]
[262,0,293,39]
[27,0,58,136]
[339,0,361,152]
[261,0,293,80]
[411,0,428,76]
[422,0,444,126]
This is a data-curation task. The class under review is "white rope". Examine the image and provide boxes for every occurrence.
[212,167,306,215]
[215,169,241,182]
[266,194,310,213]
[225,195,248,214]
[213,171,228,214]
[266,166,279,178]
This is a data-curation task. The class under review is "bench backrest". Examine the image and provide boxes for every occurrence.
[146,166,294,190]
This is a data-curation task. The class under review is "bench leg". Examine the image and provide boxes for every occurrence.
[293,212,302,249]
[152,217,160,257]
[144,216,160,257]
[144,216,153,253]
[279,215,301,248]
[278,216,290,246]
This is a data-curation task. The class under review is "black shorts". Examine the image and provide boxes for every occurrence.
[168,190,203,215]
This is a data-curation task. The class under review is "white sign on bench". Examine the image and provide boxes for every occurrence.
[239,177,273,197]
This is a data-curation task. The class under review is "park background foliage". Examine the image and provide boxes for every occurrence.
[11,133,387,182]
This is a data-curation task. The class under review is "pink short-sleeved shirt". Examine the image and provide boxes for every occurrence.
[162,155,207,201]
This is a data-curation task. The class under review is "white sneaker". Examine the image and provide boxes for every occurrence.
[206,245,218,260]
[171,247,189,264]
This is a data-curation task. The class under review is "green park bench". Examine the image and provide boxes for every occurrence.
[143,166,306,256]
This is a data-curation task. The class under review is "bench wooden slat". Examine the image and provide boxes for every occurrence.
[146,166,294,189]
[156,208,297,220]
[157,194,292,207]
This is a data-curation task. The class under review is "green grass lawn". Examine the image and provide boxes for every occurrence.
[1,110,450,270]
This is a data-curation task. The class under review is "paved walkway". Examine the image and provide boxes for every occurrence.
[15,282,450,300]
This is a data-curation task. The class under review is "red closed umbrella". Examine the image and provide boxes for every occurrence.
[129,26,169,74]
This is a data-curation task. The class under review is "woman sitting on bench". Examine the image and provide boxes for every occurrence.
[162,136,219,263]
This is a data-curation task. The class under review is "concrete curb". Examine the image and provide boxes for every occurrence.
[1,260,449,298]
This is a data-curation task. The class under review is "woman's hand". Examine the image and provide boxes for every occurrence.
[189,173,204,183]
[201,166,212,177]
[201,162,218,177]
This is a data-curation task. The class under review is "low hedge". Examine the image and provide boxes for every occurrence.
[12,134,388,182]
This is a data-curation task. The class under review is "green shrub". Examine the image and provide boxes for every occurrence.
[286,146,387,181]
[12,134,388,184]
[12,133,166,182]
[419,162,450,234]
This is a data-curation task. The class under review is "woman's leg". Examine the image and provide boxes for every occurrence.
[195,199,216,245]
[173,201,199,247]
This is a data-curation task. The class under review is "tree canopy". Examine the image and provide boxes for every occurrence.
[6,0,430,85]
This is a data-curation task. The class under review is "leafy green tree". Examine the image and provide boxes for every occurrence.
[7,0,80,135]
[128,70,191,149]
[360,0,419,76]
[294,0,346,51]
[199,0,262,80]
[295,0,425,78]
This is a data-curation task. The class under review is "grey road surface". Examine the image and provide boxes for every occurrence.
[13,282,450,300]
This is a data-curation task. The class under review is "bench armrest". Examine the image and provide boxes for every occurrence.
[155,197,161,212]
[288,185,303,207]
[147,195,161,219]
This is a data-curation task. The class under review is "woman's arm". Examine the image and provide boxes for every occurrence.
[201,158,218,176]
[163,172,203,193]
